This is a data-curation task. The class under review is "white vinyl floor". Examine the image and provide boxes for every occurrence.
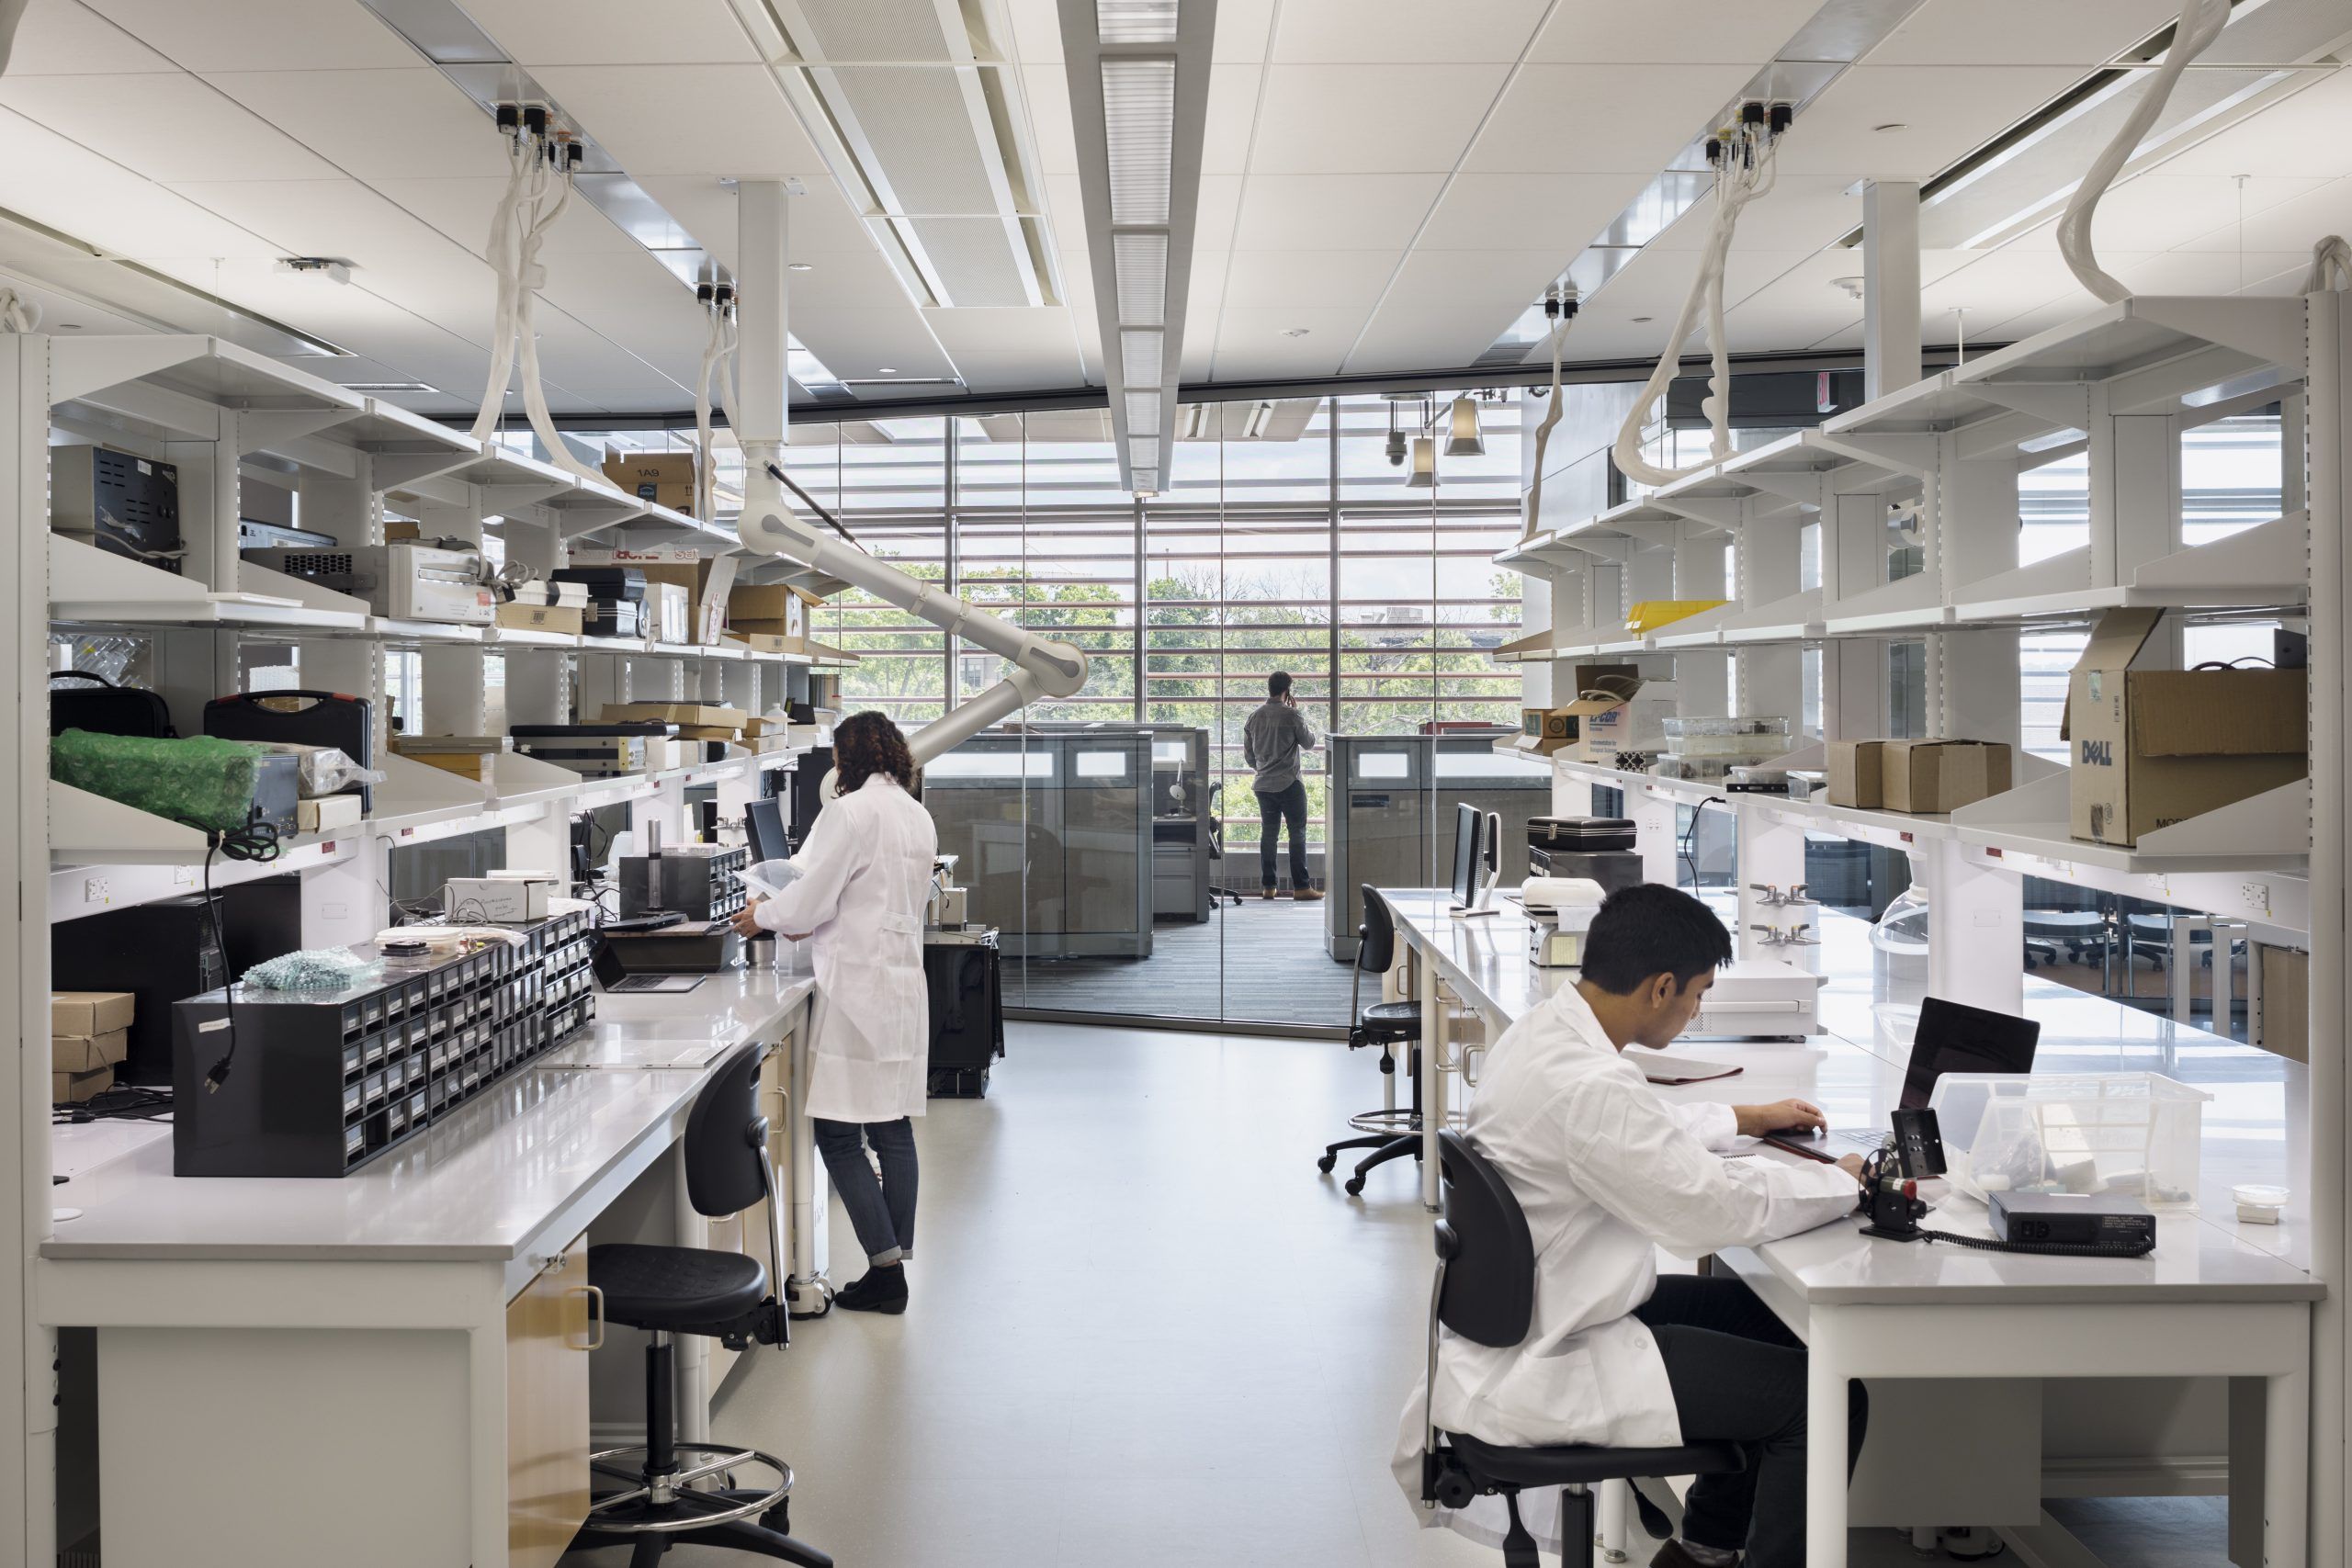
[564,1021,2214,1568]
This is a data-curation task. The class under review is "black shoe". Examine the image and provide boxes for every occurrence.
[1651,1540,1737,1568]
[834,1265,908,1314]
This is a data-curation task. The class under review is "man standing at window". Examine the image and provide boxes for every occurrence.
[1243,670,1322,901]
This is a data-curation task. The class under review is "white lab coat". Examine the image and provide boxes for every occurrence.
[1391,981,1858,1545]
[752,773,938,1122]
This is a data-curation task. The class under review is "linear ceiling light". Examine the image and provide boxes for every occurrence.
[1102,59,1175,227]
[1119,328,1163,389]
[1113,232,1169,326]
[1127,434,1159,468]
[1096,0,1178,45]
[1445,395,1486,457]
[1125,389,1161,431]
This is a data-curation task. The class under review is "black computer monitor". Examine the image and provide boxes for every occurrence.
[1899,996,2042,1110]
[1449,802,1483,910]
[744,796,788,864]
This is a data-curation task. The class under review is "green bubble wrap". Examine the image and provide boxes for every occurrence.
[51,728,274,834]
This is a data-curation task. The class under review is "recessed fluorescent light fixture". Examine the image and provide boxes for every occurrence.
[1242,400,1272,439]
[1097,0,1178,45]
[1127,434,1159,468]
[1113,232,1168,327]
[1102,59,1174,227]
[1120,329,1163,388]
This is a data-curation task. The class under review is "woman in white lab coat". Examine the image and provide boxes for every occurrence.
[731,711,938,1314]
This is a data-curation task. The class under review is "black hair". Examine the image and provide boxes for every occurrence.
[1268,671,1292,698]
[833,710,916,794]
[1577,884,1733,996]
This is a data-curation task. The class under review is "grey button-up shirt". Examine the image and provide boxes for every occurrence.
[1242,699,1318,793]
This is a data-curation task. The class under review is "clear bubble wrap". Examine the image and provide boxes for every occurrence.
[243,947,385,992]
[1658,716,1791,757]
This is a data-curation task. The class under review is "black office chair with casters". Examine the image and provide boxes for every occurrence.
[1317,886,1426,1195]
[1419,1131,1744,1568]
[569,1042,831,1568]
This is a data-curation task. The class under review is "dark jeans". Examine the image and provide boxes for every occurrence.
[1253,780,1309,889]
[1634,1274,1868,1568]
[812,1116,918,1268]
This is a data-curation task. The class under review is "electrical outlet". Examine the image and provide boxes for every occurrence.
[2242,881,2271,917]
[81,876,109,905]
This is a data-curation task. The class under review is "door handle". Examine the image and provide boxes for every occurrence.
[571,1284,605,1351]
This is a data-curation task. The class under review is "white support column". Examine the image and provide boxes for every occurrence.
[735,179,790,476]
[420,647,487,737]
[1861,181,1922,404]
[1671,525,1731,713]
[1738,504,1806,729]
[1922,838,2022,1013]
[1630,786,1679,887]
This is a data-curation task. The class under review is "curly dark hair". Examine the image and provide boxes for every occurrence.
[832,710,916,795]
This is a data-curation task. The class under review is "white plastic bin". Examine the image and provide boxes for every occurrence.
[1929,1072,2211,1210]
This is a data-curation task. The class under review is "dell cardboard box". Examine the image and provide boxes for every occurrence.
[2064,607,2307,847]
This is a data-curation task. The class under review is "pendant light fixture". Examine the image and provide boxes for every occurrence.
[1444,392,1485,457]
[1405,436,1437,488]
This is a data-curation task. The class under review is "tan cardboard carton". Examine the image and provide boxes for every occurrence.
[601,702,749,731]
[495,603,584,636]
[297,795,365,833]
[51,991,134,1036]
[51,1026,128,1075]
[51,1066,113,1105]
[601,450,697,515]
[1880,739,2012,813]
[727,584,817,640]
[2064,607,2307,846]
[1826,741,1884,809]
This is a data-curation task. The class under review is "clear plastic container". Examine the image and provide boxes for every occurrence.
[1930,1072,2211,1210]
[1661,716,1791,738]
[1650,751,1779,781]
[1659,717,1792,757]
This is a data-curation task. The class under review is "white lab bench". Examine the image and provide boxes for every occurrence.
[38,965,817,1568]
[1377,889,2319,1568]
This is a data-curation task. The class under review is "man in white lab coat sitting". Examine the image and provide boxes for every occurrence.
[1396,884,1866,1568]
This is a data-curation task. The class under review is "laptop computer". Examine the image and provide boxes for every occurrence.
[1763,996,2040,1163]
[593,940,707,995]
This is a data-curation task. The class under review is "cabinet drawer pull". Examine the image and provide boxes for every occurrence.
[573,1284,605,1351]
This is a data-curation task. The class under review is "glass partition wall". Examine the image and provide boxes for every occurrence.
[775,393,1531,1030]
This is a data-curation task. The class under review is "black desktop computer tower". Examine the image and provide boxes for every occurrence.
[53,880,304,1085]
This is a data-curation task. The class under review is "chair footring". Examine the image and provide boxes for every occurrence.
[583,1442,792,1534]
[1345,1109,1420,1136]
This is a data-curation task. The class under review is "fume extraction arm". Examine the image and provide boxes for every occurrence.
[719,181,1091,776]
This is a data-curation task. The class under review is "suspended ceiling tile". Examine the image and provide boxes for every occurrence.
[0,73,344,183]
[1464,63,1754,175]
[204,68,513,180]
[922,305,1079,356]
[1192,174,1243,254]
[451,0,762,65]
[791,307,957,379]
[1923,245,2144,333]
[1245,63,1510,176]
[2156,72,2352,179]
[1221,248,1401,310]
[633,175,878,264]
[79,0,420,71]
[2118,248,2326,297]
[2075,174,2332,254]
[945,346,1090,392]
[1211,304,1365,375]
[368,175,673,256]
[1645,175,1861,254]
[1023,62,1080,177]
[528,65,824,179]
[1419,171,1648,253]
[0,109,285,259]
[1003,0,1063,64]
[1525,1,1815,64]
[1230,173,1446,251]
[1773,66,2083,182]
[7,0,175,73]
[165,178,485,265]
[1861,0,2178,66]
[1268,0,1549,64]
[2173,176,2352,257]
[1215,0,1277,63]
[1199,63,1261,176]
[789,252,928,310]
[1376,247,1562,317]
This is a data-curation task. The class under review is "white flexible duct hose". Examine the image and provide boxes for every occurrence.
[2056,0,2230,305]
[1520,309,1572,541]
[0,288,41,333]
[1611,160,1768,490]
[694,304,722,523]
[469,139,531,441]
[509,159,607,488]
[2304,236,2352,293]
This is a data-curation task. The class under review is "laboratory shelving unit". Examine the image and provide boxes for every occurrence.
[1496,291,2349,1562]
[6,332,854,1563]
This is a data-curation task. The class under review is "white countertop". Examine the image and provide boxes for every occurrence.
[40,970,815,1264]
[1380,889,2319,1304]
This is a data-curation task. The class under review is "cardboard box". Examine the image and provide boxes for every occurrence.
[52,1026,128,1075]
[2257,943,2307,1064]
[52,1066,113,1105]
[495,602,584,636]
[297,795,365,833]
[1880,739,2012,813]
[2064,607,2308,846]
[652,581,692,644]
[51,991,134,1037]
[1826,741,1884,808]
[601,450,697,515]
[600,702,749,731]
[728,584,818,640]
[724,630,811,656]
[673,724,743,743]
